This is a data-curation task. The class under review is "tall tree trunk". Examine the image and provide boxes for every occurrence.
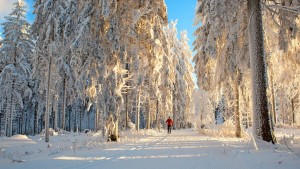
[21,108,25,134]
[102,102,106,138]
[156,99,160,131]
[173,89,176,130]
[45,55,52,142]
[61,76,67,130]
[7,91,13,137]
[67,107,70,131]
[125,91,128,129]
[34,103,38,134]
[6,42,18,137]
[115,116,119,140]
[247,0,276,143]
[269,68,276,125]
[95,107,98,131]
[280,90,284,124]
[146,98,151,129]
[54,97,59,132]
[79,104,82,132]
[136,90,140,131]
[88,110,90,130]
[234,69,241,138]
[125,63,129,130]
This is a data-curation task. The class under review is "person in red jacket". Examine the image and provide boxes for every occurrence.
[166,117,173,134]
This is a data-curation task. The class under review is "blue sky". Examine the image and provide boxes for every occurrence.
[165,0,197,52]
[165,0,199,88]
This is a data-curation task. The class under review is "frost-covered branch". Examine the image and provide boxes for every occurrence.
[262,3,300,14]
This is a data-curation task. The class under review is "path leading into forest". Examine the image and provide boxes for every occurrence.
[1,129,299,169]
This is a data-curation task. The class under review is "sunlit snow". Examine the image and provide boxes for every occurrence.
[1,128,299,169]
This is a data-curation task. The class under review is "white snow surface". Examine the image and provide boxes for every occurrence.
[1,128,300,169]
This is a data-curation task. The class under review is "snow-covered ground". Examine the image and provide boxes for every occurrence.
[1,128,300,169]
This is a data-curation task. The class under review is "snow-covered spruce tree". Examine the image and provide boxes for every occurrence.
[262,0,300,128]
[178,30,195,126]
[67,0,126,138]
[194,0,294,141]
[0,0,33,137]
[50,0,78,132]
[163,21,194,129]
[264,11,300,127]
[247,0,300,142]
[32,0,67,142]
[194,0,249,137]
[163,21,179,129]
[62,0,111,133]
[144,2,167,130]
[136,0,168,130]
[111,0,168,131]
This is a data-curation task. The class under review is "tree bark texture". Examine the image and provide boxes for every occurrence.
[247,0,276,143]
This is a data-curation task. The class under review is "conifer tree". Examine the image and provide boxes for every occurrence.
[0,0,33,137]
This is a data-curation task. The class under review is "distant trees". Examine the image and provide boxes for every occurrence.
[164,22,194,129]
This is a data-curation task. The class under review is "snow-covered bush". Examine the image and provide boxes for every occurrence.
[198,119,241,138]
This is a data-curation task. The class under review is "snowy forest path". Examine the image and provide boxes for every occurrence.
[3,129,299,169]
[62,129,253,169]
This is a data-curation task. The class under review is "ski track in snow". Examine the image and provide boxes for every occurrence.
[1,129,300,169]
[59,133,170,169]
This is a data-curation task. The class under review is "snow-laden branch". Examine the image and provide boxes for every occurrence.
[262,2,300,14]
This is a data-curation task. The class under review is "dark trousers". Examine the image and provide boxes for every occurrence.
[167,125,172,134]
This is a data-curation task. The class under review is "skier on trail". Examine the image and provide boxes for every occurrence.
[166,117,173,134]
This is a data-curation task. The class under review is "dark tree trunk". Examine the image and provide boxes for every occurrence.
[61,76,67,130]
[125,91,128,129]
[146,98,151,129]
[234,69,241,138]
[156,99,160,131]
[34,103,38,134]
[247,0,276,143]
